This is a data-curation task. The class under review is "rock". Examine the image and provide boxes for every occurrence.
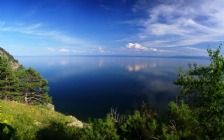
[67,116,83,128]
[34,120,42,126]
[67,121,83,128]
[46,103,54,111]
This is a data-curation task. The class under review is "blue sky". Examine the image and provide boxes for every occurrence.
[0,0,223,56]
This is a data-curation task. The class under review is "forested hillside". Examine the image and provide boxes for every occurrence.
[0,48,51,104]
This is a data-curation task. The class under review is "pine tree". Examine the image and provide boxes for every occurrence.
[0,56,19,100]
[16,68,51,104]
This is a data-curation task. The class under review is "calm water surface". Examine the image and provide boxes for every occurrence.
[17,56,209,121]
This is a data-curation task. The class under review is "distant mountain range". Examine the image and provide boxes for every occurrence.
[53,55,209,59]
[166,56,209,59]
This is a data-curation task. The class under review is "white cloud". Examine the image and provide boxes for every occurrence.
[185,47,203,51]
[133,0,224,51]
[126,42,157,52]
[126,43,135,48]
[150,23,191,36]
[149,48,157,52]
[126,43,143,49]
[59,48,69,53]
[134,43,142,49]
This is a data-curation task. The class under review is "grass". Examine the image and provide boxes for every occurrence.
[0,100,83,139]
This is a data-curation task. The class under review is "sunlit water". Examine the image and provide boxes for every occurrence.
[16,56,209,121]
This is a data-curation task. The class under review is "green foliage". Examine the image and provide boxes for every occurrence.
[173,44,224,139]
[0,100,82,140]
[0,123,15,140]
[78,103,159,140]
[16,68,52,104]
[0,56,19,100]
[0,104,16,140]
[120,102,158,140]
[162,101,200,139]
[174,44,224,109]
[0,49,51,104]
[36,121,81,140]
[81,115,119,140]
[121,110,157,140]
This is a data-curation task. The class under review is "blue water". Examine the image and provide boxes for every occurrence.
[16,56,209,121]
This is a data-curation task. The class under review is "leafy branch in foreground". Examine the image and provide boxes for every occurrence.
[170,44,224,139]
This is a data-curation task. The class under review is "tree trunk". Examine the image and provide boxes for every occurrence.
[25,93,28,104]
[4,95,8,100]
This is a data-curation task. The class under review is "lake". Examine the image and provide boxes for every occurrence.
[17,56,209,121]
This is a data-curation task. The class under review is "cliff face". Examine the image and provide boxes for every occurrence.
[0,47,20,69]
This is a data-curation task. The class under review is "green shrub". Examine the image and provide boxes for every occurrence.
[173,45,224,139]
[36,121,81,140]
[120,102,159,140]
[121,110,158,140]
[81,115,119,140]
[162,101,200,139]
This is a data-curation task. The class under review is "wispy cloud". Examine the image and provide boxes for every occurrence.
[0,21,85,45]
[0,21,110,56]
[100,5,117,11]
[59,48,69,53]
[0,21,6,26]
[98,47,104,53]
[130,0,224,55]
[47,48,56,52]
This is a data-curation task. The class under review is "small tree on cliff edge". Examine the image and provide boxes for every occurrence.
[16,67,52,104]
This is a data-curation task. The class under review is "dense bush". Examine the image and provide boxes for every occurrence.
[120,102,158,140]
[162,101,200,139]
[80,115,120,140]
